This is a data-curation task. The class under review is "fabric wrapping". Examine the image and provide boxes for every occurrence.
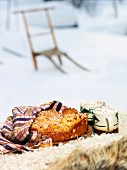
[0,101,67,154]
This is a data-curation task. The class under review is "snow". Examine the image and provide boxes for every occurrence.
[0,1,127,122]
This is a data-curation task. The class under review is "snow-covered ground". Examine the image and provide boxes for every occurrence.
[0,0,127,122]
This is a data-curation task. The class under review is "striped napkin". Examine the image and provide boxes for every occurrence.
[0,101,66,154]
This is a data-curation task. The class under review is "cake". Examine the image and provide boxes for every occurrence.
[31,108,88,143]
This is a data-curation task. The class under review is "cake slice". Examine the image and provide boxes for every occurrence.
[31,108,88,143]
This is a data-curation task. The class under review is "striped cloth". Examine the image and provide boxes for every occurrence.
[0,101,67,154]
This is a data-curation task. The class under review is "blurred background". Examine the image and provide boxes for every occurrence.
[0,0,127,121]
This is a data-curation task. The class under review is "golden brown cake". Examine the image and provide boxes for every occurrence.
[31,108,88,143]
